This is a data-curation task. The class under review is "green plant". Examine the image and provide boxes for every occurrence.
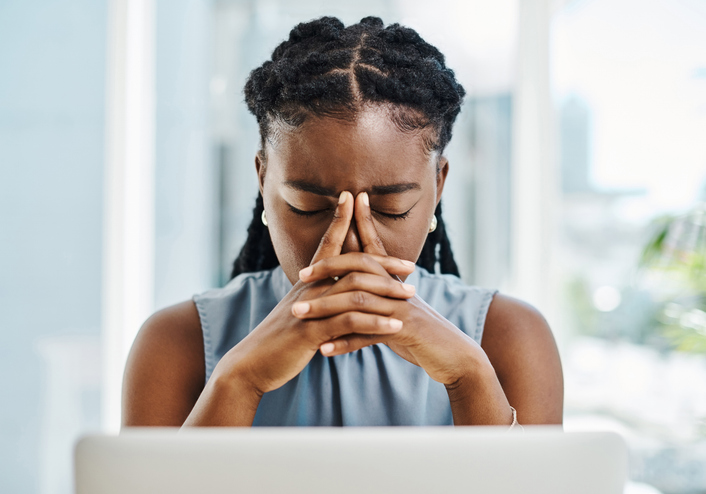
[639,204,706,353]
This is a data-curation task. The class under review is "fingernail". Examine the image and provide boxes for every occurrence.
[338,191,347,204]
[292,302,310,316]
[361,192,369,206]
[299,266,313,279]
[400,260,415,268]
[320,342,335,354]
[402,283,415,294]
[388,318,403,330]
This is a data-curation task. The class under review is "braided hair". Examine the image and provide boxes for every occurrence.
[231,16,465,279]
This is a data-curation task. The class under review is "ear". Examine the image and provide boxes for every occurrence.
[435,156,449,206]
[255,150,266,196]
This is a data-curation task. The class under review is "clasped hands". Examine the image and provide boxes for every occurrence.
[217,191,488,398]
[290,191,486,385]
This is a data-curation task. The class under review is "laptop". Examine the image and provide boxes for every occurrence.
[75,427,627,493]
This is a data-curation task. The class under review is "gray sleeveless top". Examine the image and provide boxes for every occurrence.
[193,266,496,426]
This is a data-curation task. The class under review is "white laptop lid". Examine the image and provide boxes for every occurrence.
[75,427,627,494]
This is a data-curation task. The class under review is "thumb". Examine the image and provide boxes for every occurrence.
[355,192,387,256]
[309,191,354,265]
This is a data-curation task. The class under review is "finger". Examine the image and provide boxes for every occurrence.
[292,291,400,319]
[299,252,415,282]
[355,191,388,256]
[309,191,354,265]
[320,334,395,357]
[308,312,404,341]
[325,271,415,299]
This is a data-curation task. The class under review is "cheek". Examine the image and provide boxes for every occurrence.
[375,214,433,263]
[262,181,331,280]
[266,206,327,279]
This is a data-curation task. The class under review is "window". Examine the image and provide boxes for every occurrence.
[553,1,706,491]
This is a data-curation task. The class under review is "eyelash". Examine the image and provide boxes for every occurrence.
[288,205,412,220]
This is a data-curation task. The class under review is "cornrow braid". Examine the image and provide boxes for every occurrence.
[232,16,465,279]
[416,201,460,277]
[230,192,279,279]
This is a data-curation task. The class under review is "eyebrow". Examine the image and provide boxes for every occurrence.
[284,180,421,197]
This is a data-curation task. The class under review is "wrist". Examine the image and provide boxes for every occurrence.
[444,347,495,393]
[210,363,264,403]
[444,355,511,426]
[181,367,263,427]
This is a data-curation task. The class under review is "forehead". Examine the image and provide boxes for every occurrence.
[266,107,438,187]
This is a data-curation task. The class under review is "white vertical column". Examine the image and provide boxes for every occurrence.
[102,0,155,432]
[509,0,558,313]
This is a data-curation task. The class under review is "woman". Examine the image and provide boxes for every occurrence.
[122,16,563,427]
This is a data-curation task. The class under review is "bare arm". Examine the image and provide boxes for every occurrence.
[479,293,564,425]
[442,294,563,426]
[121,301,205,427]
[122,299,266,427]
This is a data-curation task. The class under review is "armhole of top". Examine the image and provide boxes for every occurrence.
[192,294,215,385]
[475,289,499,344]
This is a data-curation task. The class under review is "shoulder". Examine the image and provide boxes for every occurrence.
[481,294,564,424]
[136,300,203,352]
[122,300,205,426]
[482,294,552,348]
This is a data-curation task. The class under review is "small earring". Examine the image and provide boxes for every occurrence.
[429,215,437,233]
[261,210,268,227]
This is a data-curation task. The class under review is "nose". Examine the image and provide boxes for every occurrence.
[340,219,362,254]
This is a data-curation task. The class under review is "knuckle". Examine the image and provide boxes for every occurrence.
[359,252,373,263]
[342,311,358,326]
[347,272,362,287]
[350,291,368,308]
[354,254,371,271]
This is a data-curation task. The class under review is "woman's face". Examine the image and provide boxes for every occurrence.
[258,106,448,285]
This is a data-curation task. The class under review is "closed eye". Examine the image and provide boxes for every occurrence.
[374,207,412,220]
[288,204,330,217]
[287,203,413,220]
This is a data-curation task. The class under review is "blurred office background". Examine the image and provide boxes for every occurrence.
[1,0,705,492]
